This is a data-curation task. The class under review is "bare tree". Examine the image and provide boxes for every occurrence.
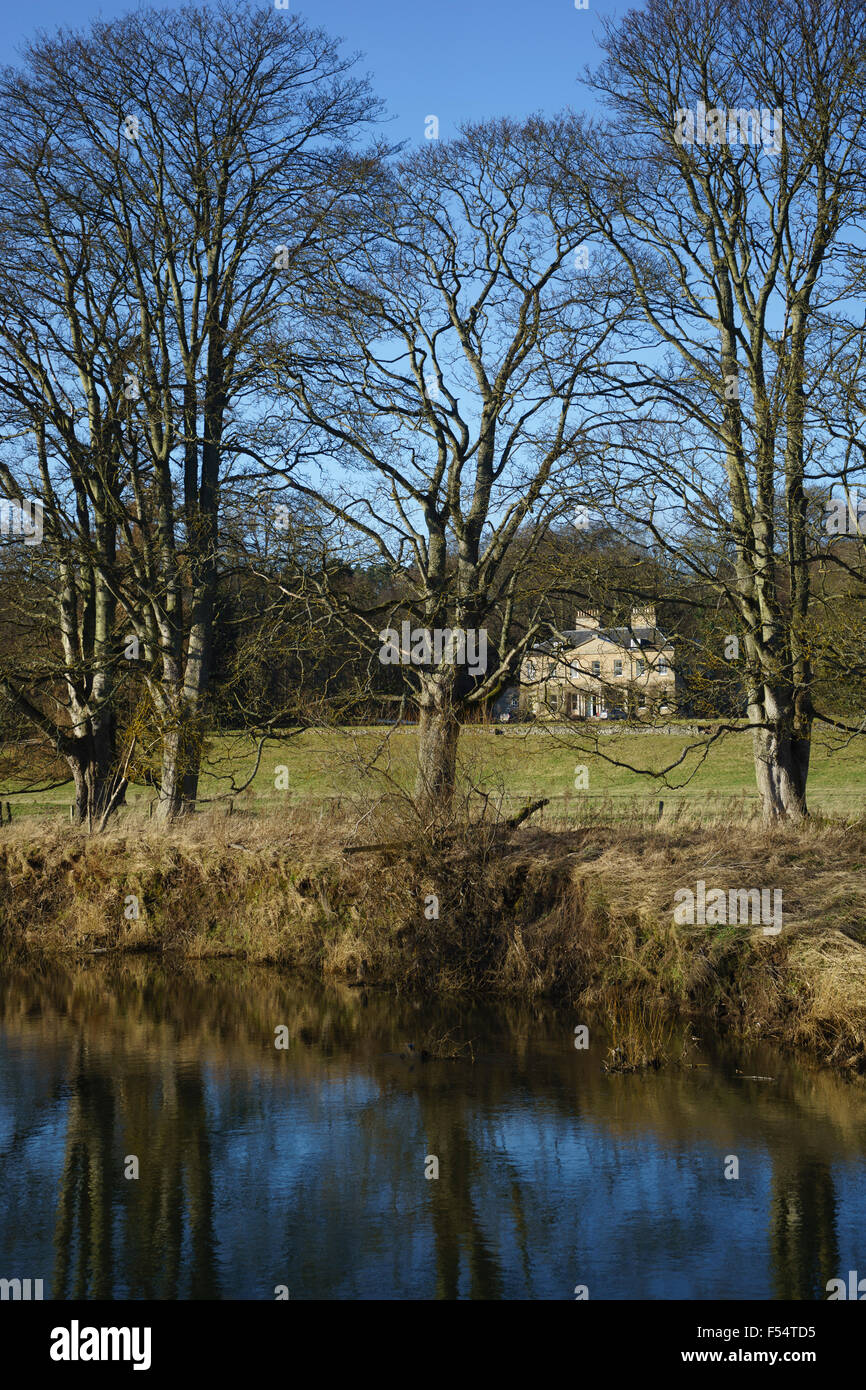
[0,1,382,820]
[0,129,135,825]
[261,115,630,815]
[553,0,866,822]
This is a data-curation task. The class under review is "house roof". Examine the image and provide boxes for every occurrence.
[532,625,671,654]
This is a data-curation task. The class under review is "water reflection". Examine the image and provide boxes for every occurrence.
[0,960,864,1300]
[770,1154,839,1301]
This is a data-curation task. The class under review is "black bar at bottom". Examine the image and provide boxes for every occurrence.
[4,1297,857,1376]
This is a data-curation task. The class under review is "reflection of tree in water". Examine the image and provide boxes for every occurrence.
[123,1064,221,1299]
[769,1152,838,1301]
[53,1040,114,1299]
[6,960,865,1300]
[53,1039,221,1299]
[414,1075,537,1300]
[271,1057,540,1300]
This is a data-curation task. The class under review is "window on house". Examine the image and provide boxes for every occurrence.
[657,658,668,674]
[613,659,623,677]
[636,659,645,677]
[569,662,581,679]
[525,660,536,681]
[591,660,600,677]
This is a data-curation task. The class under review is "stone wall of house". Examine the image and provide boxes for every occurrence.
[519,626,677,718]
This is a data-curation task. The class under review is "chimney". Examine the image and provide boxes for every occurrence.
[630,605,656,629]
[575,609,600,630]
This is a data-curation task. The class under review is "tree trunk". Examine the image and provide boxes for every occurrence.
[155,724,196,823]
[750,690,811,825]
[414,674,460,817]
[64,720,122,830]
[153,583,213,824]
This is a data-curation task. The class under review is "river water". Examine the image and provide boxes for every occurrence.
[0,959,863,1300]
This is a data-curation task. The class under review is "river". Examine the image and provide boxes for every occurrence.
[0,959,863,1300]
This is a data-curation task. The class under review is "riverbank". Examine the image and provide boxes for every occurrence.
[1,809,865,1071]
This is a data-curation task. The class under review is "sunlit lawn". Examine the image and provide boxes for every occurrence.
[2,720,863,820]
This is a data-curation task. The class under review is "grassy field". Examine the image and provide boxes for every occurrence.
[2,720,865,821]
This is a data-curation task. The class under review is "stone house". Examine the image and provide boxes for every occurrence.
[519,606,677,719]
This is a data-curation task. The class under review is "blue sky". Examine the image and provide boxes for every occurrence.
[0,0,629,142]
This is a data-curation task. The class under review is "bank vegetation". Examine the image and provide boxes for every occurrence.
[2,804,866,1073]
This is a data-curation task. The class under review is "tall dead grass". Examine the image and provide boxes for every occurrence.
[1,802,866,1070]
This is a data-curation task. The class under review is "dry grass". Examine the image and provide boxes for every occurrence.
[603,1002,683,1072]
[1,801,866,1071]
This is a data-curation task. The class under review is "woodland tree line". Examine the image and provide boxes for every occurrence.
[0,0,864,828]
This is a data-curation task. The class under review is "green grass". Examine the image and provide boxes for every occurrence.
[2,719,864,821]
